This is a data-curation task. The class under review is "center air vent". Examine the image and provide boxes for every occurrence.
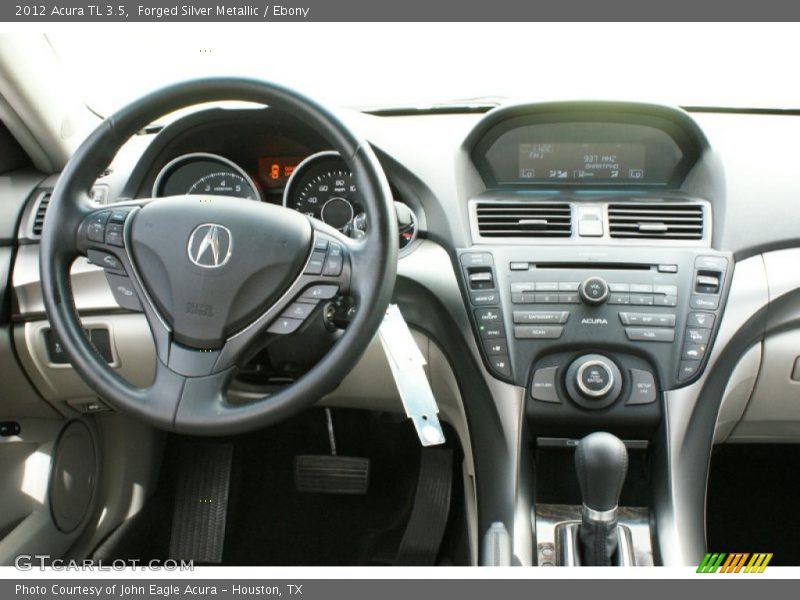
[31,192,52,236]
[476,202,572,238]
[608,203,704,240]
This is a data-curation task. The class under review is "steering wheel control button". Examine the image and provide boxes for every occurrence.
[109,209,131,223]
[678,360,701,381]
[87,249,125,275]
[688,312,715,329]
[105,274,142,311]
[513,325,564,339]
[627,369,657,405]
[282,302,316,320]
[488,355,511,377]
[531,366,560,403]
[86,211,110,243]
[267,316,303,335]
[625,327,675,342]
[577,361,614,397]
[105,222,124,247]
[513,310,569,324]
[304,251,327,275]
[313,238,329,251]
[579,277,609,305]
[322,251,343,277]
[690,295,719,310]
[302,285,339,300]
[483,339,508,355]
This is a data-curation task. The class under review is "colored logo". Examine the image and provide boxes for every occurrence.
[697,552,773,573]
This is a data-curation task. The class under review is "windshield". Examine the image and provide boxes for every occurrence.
[48,23,800,114]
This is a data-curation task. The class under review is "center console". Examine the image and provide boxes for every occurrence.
[461,101,728,566]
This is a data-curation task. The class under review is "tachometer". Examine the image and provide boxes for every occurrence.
[283,151,360,230]
[153,152,260,200]
[187,172,255,198]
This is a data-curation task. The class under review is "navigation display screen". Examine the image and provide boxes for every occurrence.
[518,143,646,181]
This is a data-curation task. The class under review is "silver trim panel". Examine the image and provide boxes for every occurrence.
[656,254,769,565]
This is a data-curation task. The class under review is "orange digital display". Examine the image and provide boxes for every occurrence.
[258,157,301,188]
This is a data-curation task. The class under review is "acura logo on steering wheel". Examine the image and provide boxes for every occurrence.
[187,223,233,268]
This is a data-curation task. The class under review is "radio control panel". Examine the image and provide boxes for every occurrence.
[457,247,731,394]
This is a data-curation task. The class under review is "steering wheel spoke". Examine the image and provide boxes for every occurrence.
[212,221,356,372]
[77,202,174,358]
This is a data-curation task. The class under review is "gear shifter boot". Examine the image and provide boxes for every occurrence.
[577,512,619,566]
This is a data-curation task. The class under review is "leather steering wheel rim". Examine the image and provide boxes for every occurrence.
[40,78,398,435]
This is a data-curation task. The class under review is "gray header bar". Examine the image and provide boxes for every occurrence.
[2,0,800,21]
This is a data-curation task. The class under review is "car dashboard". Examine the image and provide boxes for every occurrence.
[4,98,800,567]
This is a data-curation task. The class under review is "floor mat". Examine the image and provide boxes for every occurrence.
[707,444,800,566]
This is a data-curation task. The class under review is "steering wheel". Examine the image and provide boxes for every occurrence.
[40,78,398,435]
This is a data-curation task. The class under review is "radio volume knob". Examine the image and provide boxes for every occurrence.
[579,277,609,305]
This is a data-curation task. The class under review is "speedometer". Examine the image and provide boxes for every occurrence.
[283,152,360,230]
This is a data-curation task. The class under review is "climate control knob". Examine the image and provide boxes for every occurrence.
[579,276,609,305]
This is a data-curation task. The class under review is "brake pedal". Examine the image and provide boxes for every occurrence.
[294,409,370,495]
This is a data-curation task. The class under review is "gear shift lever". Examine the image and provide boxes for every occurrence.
[574,432,628,565]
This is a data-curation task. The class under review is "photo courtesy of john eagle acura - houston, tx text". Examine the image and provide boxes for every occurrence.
[0,26,798,572]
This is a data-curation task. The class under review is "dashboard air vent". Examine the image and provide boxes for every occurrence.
[608,203,704,240]
[476,202,572,238]
[31,192,52,236]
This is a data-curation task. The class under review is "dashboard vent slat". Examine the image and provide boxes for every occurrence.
[31,193,52,236]
[476,202,572,238]
[608,203,704,240]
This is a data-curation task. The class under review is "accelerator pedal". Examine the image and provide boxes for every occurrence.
[168,442,233,564]
[394,448,454,566]
[294,409,370,495]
